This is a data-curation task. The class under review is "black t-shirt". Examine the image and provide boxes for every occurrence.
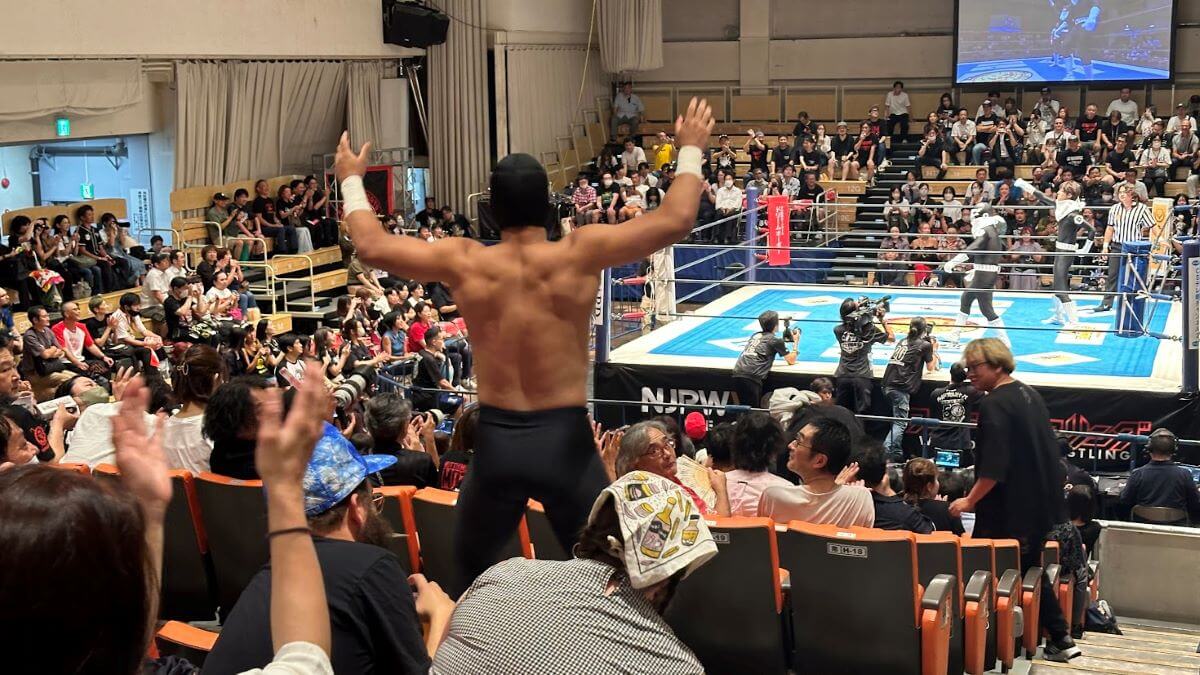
[929,382,981,450]
[1056,148,1092,176]
[1076,115,1102,142]
[833,321,887,379]
[438,448,472,491]
[1101,120,1129,143]
[974,114,1000,145]
[428,284,460,321]
[412,349,444,410]
[163,295,187,341]
[918,498,965,535]
[732,331,788,382]
[276,196,301,219]
[252,196,278,225]
[792,121,815,140]
[747,144,769,171]
[856,134,879,160]
[1106,149,1135,174]
[830,135,856,160]
[83,316,107,342]
[210,438,259,480]
[872,492,934,533]
[76,225,105,257]
[770,146,794,169]
[865,118,884,138]
[305,189,326,220]
[797,149,827,170]
[796,182,823,202]
[196,261,217,291]
[203,538,430,675]
[371,439,439,488]
[922,137,946,161]
[973,381,1068,541]
[881,337,933,394]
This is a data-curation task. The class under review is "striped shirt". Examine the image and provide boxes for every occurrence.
[1106,202,1153,244]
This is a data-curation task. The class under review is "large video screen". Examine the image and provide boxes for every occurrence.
[955,0,1175,84]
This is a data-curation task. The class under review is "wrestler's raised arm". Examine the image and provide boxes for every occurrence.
[335,132,479,285]
[568,98,716,271]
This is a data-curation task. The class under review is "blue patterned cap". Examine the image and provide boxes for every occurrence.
[303,423,397,516]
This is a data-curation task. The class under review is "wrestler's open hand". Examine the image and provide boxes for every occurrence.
[335,131,371,182]
[674,97,715,150]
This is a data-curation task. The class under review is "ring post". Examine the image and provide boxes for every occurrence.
[1115,241,1149,338]
[595,267,612,364]
[744,185,759,283]
[1183,239,1199,395]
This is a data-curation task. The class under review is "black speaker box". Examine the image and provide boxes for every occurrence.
[383,2,450,48]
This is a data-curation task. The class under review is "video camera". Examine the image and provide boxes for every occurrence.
[845,295,891,327]
[782,315,801,342]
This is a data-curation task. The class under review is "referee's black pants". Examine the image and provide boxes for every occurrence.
[1098,245,1124,310]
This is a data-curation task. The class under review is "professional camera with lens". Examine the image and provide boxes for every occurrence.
[332,368,376,418]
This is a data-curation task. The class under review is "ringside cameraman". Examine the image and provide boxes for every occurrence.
[732,311,800,408]
[833,297,894,414]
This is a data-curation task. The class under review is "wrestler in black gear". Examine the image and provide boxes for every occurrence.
[943,204,1011,346]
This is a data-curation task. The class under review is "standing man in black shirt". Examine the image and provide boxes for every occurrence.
[950,338,1082,663]
[1118,428,1200,522]
[880,317,938,461]
[731,310,799,409]
[928,362,983,466]
[833,297,893,414]
[203,426,452,674]
[251,179,299,254]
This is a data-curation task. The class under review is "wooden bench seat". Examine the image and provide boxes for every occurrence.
[308,269,349,294]
[922,165,987,180]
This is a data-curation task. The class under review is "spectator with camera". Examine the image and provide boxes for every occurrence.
[880,316,938,461]
[833,297,894,414]
[163,276,210,343]
[732,310,800,410]
[364,392,440,488]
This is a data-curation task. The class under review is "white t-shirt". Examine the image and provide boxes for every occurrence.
[142,268,170,308]
[758,483,875,528]
[725,470,793,517]
[61,402,154,468]
[885,91,911,116]
[621,147,647,172]
[163,414,213,475]
[1105,98,1138,124]
[205,286,236,315]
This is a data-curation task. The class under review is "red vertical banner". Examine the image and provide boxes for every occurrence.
[766,194,790,266]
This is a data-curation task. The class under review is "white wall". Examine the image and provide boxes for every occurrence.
[0,146,35,214]
[486,0,593,42]
[0,0,420,58]
[146,82,176,238]
[380,78,411,150]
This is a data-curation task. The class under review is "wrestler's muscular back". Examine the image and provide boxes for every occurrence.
[451,236,600,411]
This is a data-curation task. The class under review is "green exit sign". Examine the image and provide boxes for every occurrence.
[55,117,70,137]
[80,183,94,199]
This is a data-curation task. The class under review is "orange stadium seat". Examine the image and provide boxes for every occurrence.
[778,522,954,674]
[663,516,787,674]
[195,473,268,621]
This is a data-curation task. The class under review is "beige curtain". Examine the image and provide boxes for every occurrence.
[598,0,663,73]
[175,60,349,188]
[347,61,386,150]
[280,62,347,175]
[428,0,491,207]
[174,61,231,188]
[0,60,144,121]
[504,45,605,160]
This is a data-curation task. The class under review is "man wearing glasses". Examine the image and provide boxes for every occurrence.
[758,416,873,527]
[949,338,1082,663]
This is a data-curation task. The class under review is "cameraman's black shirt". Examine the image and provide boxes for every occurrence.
[732,331,788,383]
[881,337,933,394]
[833,320,888,379]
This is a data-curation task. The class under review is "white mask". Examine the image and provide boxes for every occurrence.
[724,180,734,188]
[602,179,613,187]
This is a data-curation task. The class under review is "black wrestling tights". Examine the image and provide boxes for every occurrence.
[959,271,999,321]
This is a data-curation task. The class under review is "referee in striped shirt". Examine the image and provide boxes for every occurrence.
[1094,183,1153,311]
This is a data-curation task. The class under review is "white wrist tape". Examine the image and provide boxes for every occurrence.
[675,146,704,178]
[340,175,372,215]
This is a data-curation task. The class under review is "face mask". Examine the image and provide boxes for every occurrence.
[603,179,613,187]
[724,180,733,188]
